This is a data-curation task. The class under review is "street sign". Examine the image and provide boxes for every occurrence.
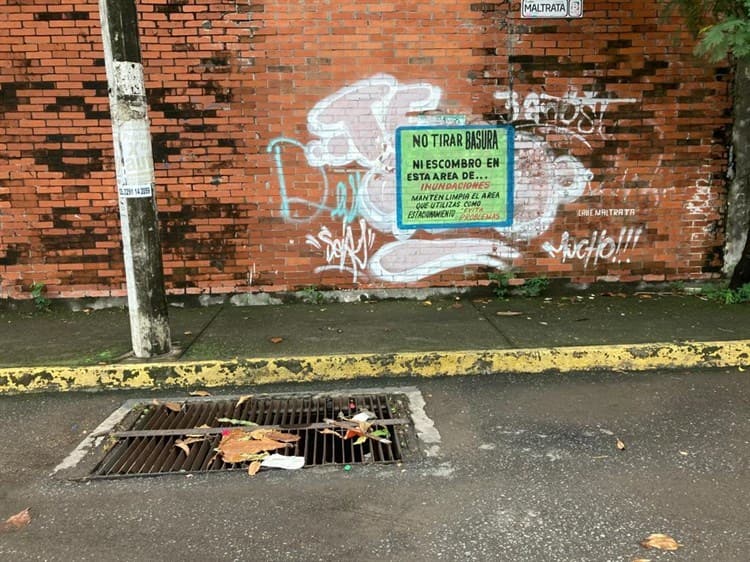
[521,0,583,18]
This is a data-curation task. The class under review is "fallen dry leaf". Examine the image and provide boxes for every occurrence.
[189,390,211,397]
[248,460,262,476]
[174,436,207,456]
[344,428,365,440]
[175,440,191,456]
[236,395,252,408]
[496,311,523,316]
[616,438,626,450]
[220,439,289,463]
[632,559,651,562]
[319,428,344,438]
[218,429,290,463]
[1,508,31,533]
[164,402,184,413]
[216,417,258,427]
[249,429,300,443]
[422,300,432,306]
[640,533,681,551]
[269,336,284,344]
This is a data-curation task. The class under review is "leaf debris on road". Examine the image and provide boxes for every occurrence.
[640,533,681,551]
[1,508,31,533]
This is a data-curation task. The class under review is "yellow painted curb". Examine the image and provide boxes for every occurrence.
[1,340,749,394]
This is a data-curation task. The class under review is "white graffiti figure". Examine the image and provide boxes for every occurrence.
[270,74,593,283]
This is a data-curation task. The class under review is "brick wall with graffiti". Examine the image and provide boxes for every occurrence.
[0,0,731,298]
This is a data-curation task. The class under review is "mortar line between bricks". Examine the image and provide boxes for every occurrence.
[469,298,519,348]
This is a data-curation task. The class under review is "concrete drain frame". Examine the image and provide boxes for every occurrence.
[54,387,433,481]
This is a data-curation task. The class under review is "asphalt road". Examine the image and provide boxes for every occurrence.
[1,368,748,561]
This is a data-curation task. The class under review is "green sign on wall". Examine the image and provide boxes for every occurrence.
[395,125,514,230]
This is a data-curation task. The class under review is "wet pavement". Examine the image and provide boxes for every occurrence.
[1,369,749,561]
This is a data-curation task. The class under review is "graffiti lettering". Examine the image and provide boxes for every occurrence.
[577,208,637,217]
[686,176,712,215]
[542,226,643,268]
[493,90,637,147]
[686,175,715,241]
[268,137,361,224]
[305,219,376,282]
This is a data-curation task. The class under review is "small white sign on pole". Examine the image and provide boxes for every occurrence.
[521,0,583,18]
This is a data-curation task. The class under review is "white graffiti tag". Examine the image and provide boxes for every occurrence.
[494,90,637,147]
[305,219,376,282]
[304,73,442,170]
[542,226,644,268]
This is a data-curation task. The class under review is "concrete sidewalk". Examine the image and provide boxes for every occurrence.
[1,291,750,393]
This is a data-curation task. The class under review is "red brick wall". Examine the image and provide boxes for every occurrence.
[0,0,731,299]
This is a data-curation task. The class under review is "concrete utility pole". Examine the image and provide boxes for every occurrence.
[99,0,171,357]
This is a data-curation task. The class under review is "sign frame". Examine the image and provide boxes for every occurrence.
[521,0,583,19]
[395,124,514,231]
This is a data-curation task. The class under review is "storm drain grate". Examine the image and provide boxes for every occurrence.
[88,393,411,479]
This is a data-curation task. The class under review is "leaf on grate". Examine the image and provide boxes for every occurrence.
[1,508,31,533]
[217,417,258,427]
[249,429,300,443]
[248,460,262,476]
[319,428,344,438]
[163,401,184,413]
[370,428,391,440]
[640,533,681,551]
[353,435,368,446]
[322,415,392,444]
[175,436,208,456]
[218,429,291,463]
[236,395,252,408]
[189,390,211,397]
[344,428,365,440]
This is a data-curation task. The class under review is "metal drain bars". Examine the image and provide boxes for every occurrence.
[89,393,410,478]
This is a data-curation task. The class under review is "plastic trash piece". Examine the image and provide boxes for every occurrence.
[260,454,305,470]
[351,411,374,422]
